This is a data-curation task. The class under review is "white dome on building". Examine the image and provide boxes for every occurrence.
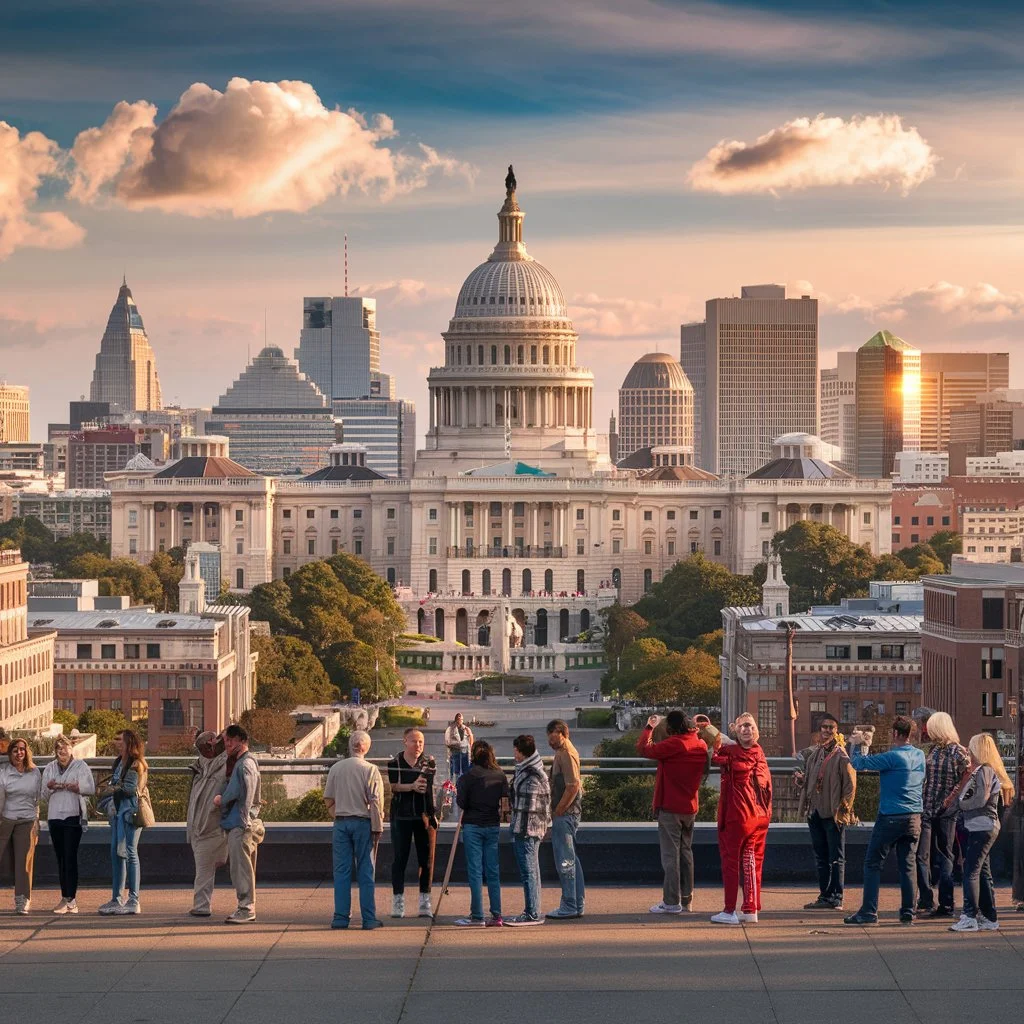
[455,259,567,319]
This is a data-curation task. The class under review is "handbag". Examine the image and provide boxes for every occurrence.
[133,788,155,828]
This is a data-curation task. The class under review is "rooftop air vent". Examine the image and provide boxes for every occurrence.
[97,619,118,628]
[156,619,177,628]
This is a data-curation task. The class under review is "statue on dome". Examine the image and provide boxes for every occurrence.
[505,164,517,194]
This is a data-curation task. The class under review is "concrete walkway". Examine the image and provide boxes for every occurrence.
[2,885,1023,1023]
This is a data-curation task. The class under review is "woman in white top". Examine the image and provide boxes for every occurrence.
[42,734,96,915]
[0,738,43,914]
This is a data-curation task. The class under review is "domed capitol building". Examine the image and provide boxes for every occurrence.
[107,170,892,675]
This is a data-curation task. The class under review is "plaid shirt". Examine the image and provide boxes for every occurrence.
[510,752,551,839]
[923,741,970,816]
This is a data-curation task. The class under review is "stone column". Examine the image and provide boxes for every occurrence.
[799,505,809,521]
[503,502,513,549]
[531,504,539,549]
[823,503,834,528]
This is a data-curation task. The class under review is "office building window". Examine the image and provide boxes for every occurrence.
[667,510,676,521]
[101,644,116,660]
[308,539,316,555]
[331,539,339,555]
[762,540,770,557]
[689,510,698,520]
[429,508,438,521]
[354,540,362,555]
[283,509,291,519]
[235,510,243,523]
[386,508,396,520]
[644,540,652,555]
[981,647,1004,680]
[576,538,585,555]
[575,508,584,521]
[236,539,244,554]
[353,509,362,519]
[667,541,675,556]
[124,644,140,660]
[129,538,137,555]
[76,644,92,659]
[713,540,721,556]
[306,509,315,519]
[131,699,148,721]
[612,539,620,554]
[612,510,621,522]
[162,698,184,728]
[146,643,161,659]
[713,510,722,520]
[826,646,850,659]
[128,509,138,527]
[982,598,1004,630]
[429,537,437,555]
[387,537,395,556]
[761,512,770,524]
[758,700,778,737]
[863,511,872,525]
[330,509,339,519]
[643,511,652,521]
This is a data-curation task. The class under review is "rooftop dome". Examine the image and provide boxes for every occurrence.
[621,352,692,392]
[452,165,568,321]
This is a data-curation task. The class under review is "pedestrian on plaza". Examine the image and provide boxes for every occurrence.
[454,739,509,927]
[42,734,95,915]
[445,714,474,781]
[710,713,772,926]
[324,730,385,930]
[185,730,228,917]
[916,711,969,919]
[912,707,936,743]
[388,728,438,919]
[949,733,1014,933]
[636,711,708,915]
[795,714,856,911]
[97,729,151,916]
[214,724,264,924]
[0,738,42,914]
[546,719,585,919]
[505,733,551,926]
[844,716,925,926]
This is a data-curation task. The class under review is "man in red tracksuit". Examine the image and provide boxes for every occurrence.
[711,712,772,925]
[636,711,709,913]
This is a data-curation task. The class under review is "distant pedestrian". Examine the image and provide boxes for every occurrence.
[505,734,550,926]
[185,730,228,917]
[916,711,969,919]
[454,740,509,927]
[42,734,95,915]
[844,716,925,926]
[445,714,473,781]
[795,714,856,911]
[637,711,708,915]
[711,713,772,925]
[215,724,264,924]
[324,730,384,930]
[388,728,438,919]
[97,729,150,916]
[949,733,1014,933]
[0,738,42,914]
[546,719,585,919]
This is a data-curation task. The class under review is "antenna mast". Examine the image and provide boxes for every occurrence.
[344,234,348,297]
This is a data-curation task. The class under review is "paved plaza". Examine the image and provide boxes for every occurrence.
[2,885,1024,1023]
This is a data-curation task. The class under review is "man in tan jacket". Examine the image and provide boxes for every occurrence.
[794,714,856,910]
[186,730,229,917]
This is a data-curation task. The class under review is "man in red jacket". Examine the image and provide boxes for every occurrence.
[711,712,772,925]
[637,711,709,913]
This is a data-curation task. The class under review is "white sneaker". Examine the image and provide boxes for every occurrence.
[418,894,433,918]
[98,898,123,915]
[649,901,684,914]
[949,914,979,932]
[224,908,255,924]
[711,911,740,925]
[113,898,140,915]
[391,894,405,919]
[65,899,79,915]
[738,912,759,923]
[978,916,999,931]
[53,898,71,915]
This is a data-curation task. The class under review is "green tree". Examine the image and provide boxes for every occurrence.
[634,554,760,650]
[872,553,915,580]
[770,521,877,610]
[52,709,80,734]
[51,532,109,575]
[252,633,338,710]
[0,517,56,563]
[239,708,295,747]
[599,605,649,667]
[148,550,184,611]
[68,554,164,606]
[895,543,945,577]
[77,708,131,753]
[293,787,332,821]
[630,647,720,708]
[927,530,962,571]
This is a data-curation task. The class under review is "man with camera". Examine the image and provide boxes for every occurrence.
[387,728,438,918]
[844,716,925,926]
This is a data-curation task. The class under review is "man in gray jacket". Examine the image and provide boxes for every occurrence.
[186,730,229,917]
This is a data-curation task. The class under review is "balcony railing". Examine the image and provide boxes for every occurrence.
[0,548,23,566]
[1006,629,1023,648]
[446,545,567,559]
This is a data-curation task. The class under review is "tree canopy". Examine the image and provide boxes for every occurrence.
[252,633,338,710]
[68,554,165,607]
[0,518,109,574]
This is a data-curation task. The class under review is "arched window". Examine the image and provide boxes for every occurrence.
[429,568,437,593]
[462,569,471,595]
[531,345,537,364]
[612,568,621,589]
[478,345,484,365]
[482,569,491,595]
[543,345,550,364]
[456,346,462,365]
[435,608,445,638]
[491,345,497,365]
[387,567,396,585]
[580,609,590,631]
[544,569,553,593]
[522,569,532,593]
[504,345,511,365]
[417,608,425,634]
[576,569,585,593]
[554,347,561,366]
[559,608,570,641]
[536,609,548,646]
[466,346,472,365]
[643,568,653,593]
[502,568,512,596]
[517,345,524,365]
[235,568,244,589]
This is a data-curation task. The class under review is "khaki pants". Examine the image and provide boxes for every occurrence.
[227,826,260,912]
[191,831,229,913]
[0,818,38,901]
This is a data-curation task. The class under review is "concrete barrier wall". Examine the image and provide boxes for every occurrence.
[5,821,1014,888]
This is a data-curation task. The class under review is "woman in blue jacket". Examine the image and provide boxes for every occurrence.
[98,729,148,916]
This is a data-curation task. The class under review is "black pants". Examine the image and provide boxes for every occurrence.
[390,816,436,894]
[49,815,83,899]
[807,811,845,902]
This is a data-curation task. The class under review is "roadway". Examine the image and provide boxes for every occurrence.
[2,885,1023,1023]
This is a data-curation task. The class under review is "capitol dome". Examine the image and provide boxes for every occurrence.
[455,259,567,319]
[621,352,692,392]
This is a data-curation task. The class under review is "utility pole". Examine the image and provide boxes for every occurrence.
[779,621,799,757]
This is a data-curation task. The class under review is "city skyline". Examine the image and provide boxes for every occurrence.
[2,0,1022,439]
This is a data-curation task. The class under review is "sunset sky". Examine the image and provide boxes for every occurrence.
[2,0,1022,439]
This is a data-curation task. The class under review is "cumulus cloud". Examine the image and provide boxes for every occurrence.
[688,113,936,196]
[570,292,682,341]
[873,281,1024,324]
[0,121,85,259]
[352,278,454,307]
[69,77,475,217]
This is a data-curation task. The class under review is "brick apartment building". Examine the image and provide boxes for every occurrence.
[891,486,956,550]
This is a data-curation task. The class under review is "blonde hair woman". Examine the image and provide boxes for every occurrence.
[42,735,96,914]
[0,739,42,914]
[950,733,1014,933]
[917,710,969,918]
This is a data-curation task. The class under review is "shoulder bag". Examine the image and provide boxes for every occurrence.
[133,764,156,828]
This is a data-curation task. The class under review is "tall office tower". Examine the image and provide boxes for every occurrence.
[680,321,706,466]
[617,353,694,464]
[703,285,818,476]
[296,296,382,400]
[334,398,416,478]
[67,427,150,489]
[206,346,338,475]
[854,330,921,479]
[919,352,1010,451]
[949,390,1024,457]
[820,351,857,470]
[0,384,30,442]
[89,279,163,413]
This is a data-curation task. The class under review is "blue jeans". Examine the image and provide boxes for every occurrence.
[450,752,470,780]
[807,811,845,902]
[916,812,958,910]
[332,817,379,928]
[961,828,998,921]
[462,824,501,920]
[111,824,141,901]
[513,834,542,918]
[551,814,585,914]
[860,812,921,919]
